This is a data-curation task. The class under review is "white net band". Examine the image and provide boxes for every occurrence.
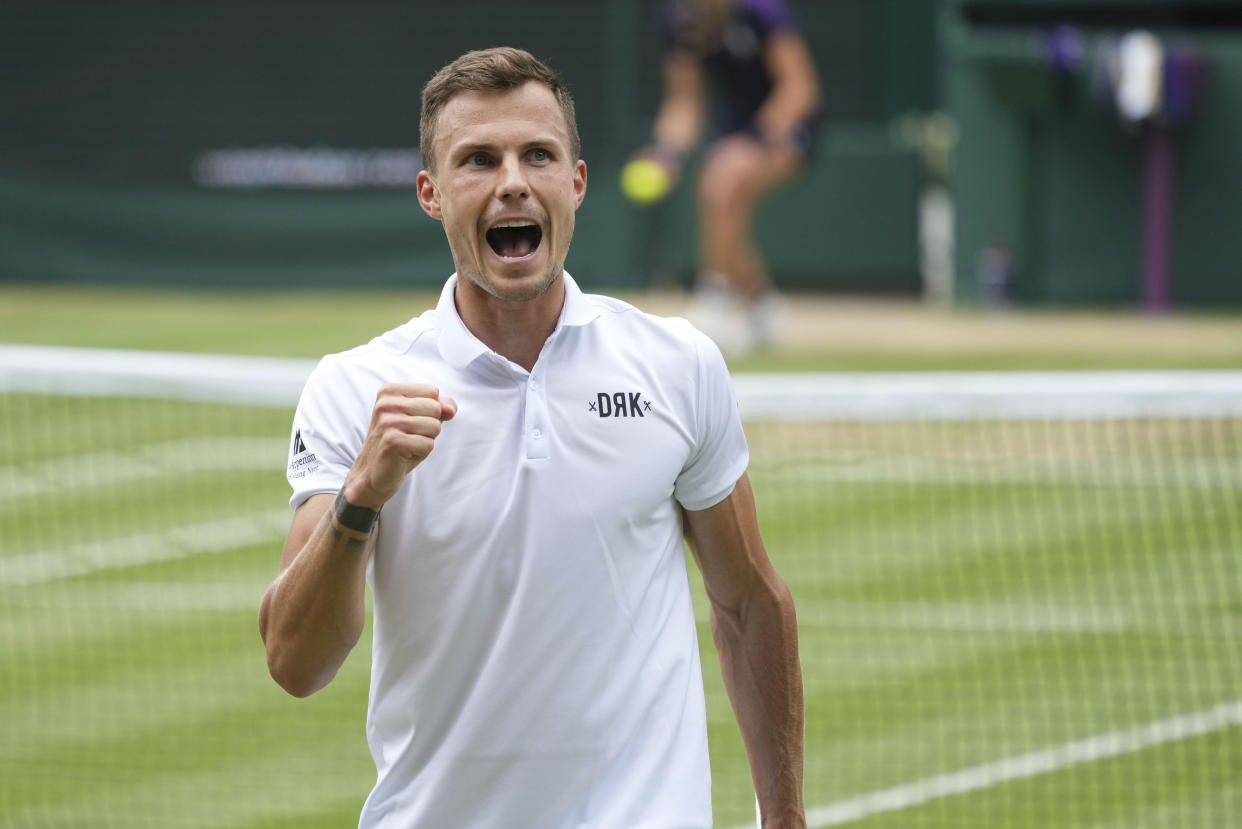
[4,345,1240,420]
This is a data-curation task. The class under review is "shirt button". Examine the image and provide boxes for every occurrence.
[530,380,539,390]
[531,428,543,439]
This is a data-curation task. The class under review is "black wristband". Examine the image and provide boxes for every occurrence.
[333,489,379,537]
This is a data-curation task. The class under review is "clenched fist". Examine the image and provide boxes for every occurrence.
[343,383,458,509]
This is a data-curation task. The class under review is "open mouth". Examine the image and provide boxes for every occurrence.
[486,220,543,260]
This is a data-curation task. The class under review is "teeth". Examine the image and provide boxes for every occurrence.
[491,220,537,229]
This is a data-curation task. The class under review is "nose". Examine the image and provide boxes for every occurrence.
[496,155,530,200]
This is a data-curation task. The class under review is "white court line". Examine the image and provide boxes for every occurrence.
[0,510,290,587]
[736,700,1242,829]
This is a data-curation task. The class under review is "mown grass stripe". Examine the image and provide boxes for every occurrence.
[1,644,271,760]
[0,437,287,500]
[12,733,371,829]
[799,599,1133,634]
[819,487,1235,602]
[0,509,289,586]
[6,655,373,814]
[744,700,1242,829]
[0,470,284,551]
[1087,771,1242,829]
[0,586,273,680]
[788,593,1241,778]
[743,483,1181,595]
[752,454,1242,489]
[10,579,267,613]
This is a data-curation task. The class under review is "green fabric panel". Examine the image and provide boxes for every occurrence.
[946,5,1242,307]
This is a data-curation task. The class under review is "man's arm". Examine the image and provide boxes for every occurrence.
[683,471,805,828]
[651,50,706,158]
[259,383,456,698]
[258,492,373,697]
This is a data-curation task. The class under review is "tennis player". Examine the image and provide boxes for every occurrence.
[633,0,822,356]
[260,47,804,828]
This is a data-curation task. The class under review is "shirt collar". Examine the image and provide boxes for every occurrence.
[435,270,600,370]
[558,271,601,329]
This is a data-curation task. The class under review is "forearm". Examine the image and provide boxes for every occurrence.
[713,576,805,827]
[259,506,370,697]
[653,52,705,155]
[653,97,703,157]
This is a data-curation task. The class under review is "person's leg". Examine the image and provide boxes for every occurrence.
[692,134,803,352]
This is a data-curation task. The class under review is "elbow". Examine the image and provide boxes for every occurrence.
[262,611,355,698]
[277,679,314,699]
[275,673,321,700]
[258,595,304,696]
[765,574,799,632]
[714,572,797,640]
[266,643,329,698]
[259,597,337,698]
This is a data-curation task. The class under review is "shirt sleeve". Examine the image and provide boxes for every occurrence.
[674,328,750,511]
[286,354,370,511]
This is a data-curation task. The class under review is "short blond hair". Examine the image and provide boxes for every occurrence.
[420,47,581,172]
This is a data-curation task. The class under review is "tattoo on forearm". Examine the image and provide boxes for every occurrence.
[324,514,370,550]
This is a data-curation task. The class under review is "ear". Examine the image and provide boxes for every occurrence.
[572,159,588,210]
[417,170,442,220]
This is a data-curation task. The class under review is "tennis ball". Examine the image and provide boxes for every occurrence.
[620,158,671,205]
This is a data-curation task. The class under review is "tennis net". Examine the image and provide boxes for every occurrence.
[2,345,1240,828]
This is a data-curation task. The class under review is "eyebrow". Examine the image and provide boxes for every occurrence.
[452,138,561,157]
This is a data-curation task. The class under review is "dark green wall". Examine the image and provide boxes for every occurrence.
[0,0,927,292]
[10,0,1241,305]
[945,0,1242,307]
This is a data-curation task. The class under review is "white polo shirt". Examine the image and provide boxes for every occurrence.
[287,272,749,828]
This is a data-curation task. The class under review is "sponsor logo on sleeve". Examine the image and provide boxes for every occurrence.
[287,429,321,479]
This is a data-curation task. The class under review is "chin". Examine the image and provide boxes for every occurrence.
[464,262,561,303]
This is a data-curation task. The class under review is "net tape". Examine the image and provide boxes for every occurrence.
[2,344,1241,421]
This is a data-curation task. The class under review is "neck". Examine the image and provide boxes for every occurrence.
[454,274,565,372]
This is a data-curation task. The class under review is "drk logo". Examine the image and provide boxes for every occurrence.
[590,392,651,418]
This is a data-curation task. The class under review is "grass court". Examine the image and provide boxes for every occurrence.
[2,286,1240,827]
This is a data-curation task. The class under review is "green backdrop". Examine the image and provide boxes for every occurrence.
[0,0,931,293]
[945,0,1242,307]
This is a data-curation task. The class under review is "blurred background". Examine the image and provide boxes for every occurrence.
[2,0,1239,309]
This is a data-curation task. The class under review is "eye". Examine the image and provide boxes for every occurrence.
[530,148,550,163]
[467,152,491,167]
